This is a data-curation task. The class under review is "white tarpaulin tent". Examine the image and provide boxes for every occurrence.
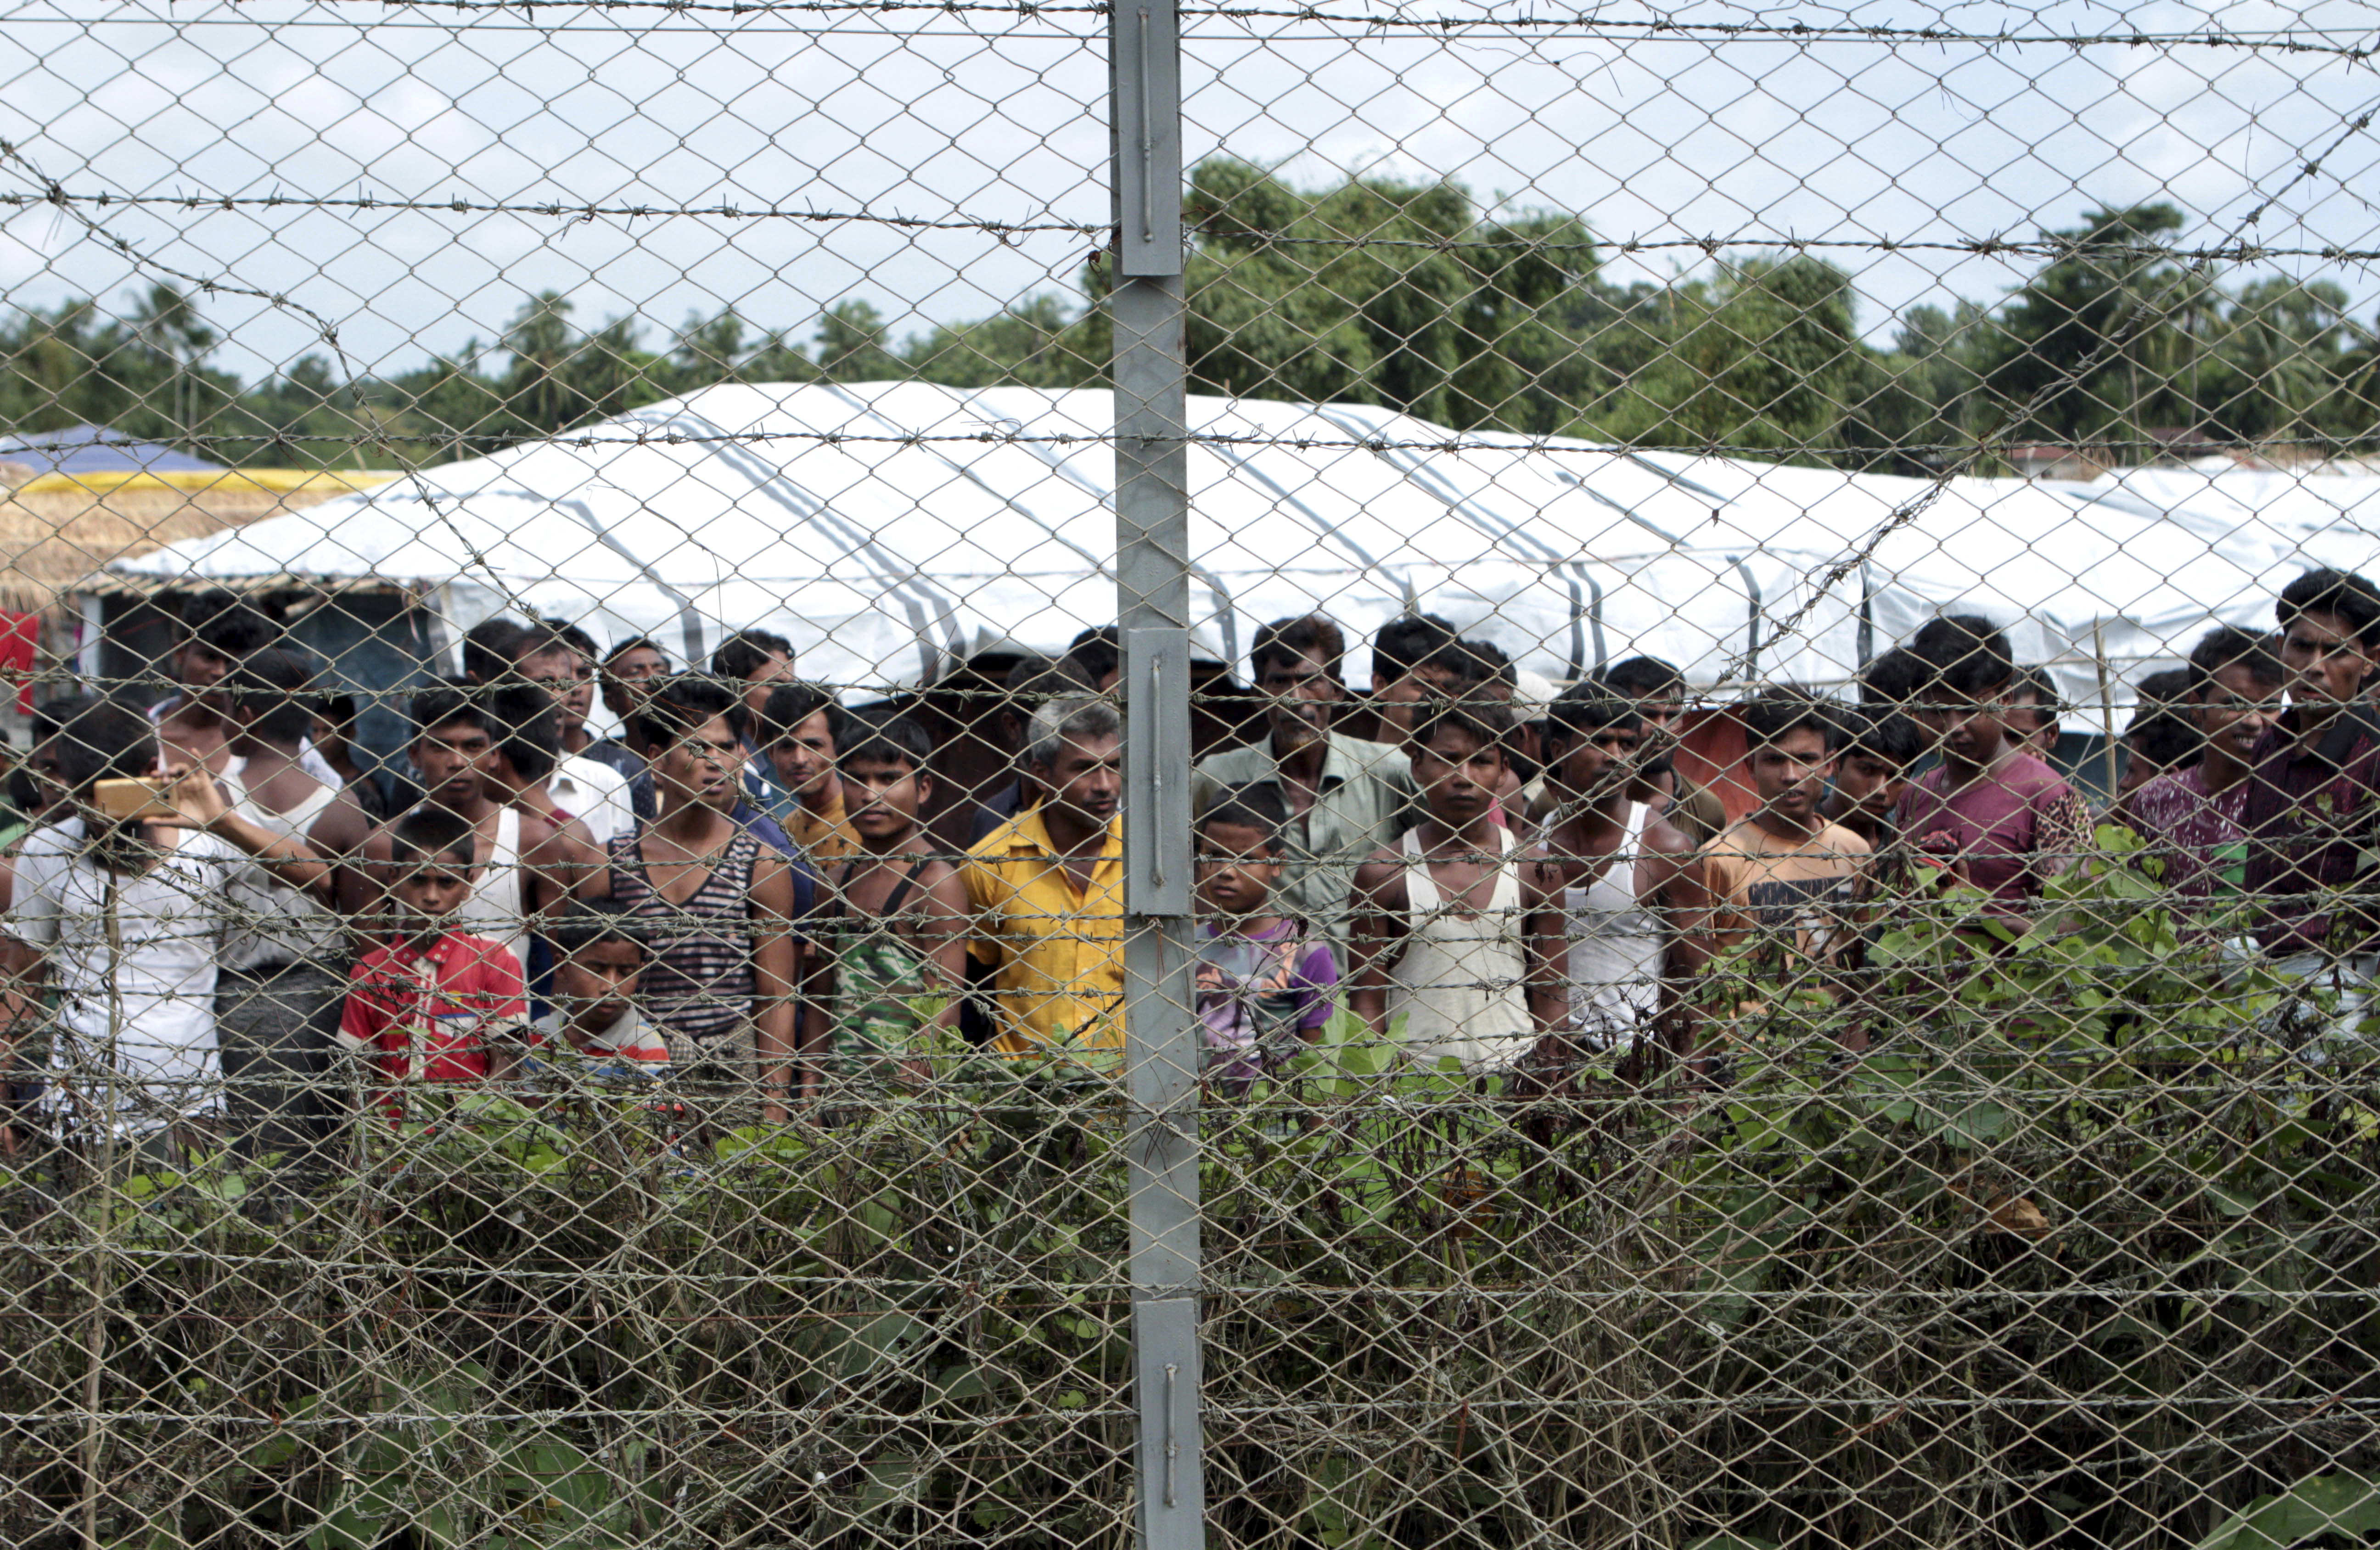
[107,381,2380,709]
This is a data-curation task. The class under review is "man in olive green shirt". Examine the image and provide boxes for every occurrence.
[1192,615,1419,957]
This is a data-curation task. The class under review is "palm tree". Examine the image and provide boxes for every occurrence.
[126,282,215,445]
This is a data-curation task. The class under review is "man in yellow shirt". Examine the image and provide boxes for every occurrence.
[960,693,1125,1071]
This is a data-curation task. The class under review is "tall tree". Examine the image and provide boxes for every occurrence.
[1969,202,2207,454]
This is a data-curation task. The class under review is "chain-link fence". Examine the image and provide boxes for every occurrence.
[5,2,2380,1548]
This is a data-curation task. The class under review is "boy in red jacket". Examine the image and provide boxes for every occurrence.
[338,807,531,1112]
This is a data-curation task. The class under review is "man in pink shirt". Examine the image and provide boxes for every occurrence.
[2123,627,2284,921]
[1895,615,2093,911]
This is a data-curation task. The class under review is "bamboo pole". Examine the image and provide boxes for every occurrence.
[2093,621,2122,806]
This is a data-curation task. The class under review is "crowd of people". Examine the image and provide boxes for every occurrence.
[0,563,2375,1177]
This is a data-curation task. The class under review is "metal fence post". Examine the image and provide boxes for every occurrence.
[1112,2,1201,1548]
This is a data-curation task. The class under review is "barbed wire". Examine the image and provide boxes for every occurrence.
[55,0,2380,56]
[11,186,2380,270]
[29,424,2378,459]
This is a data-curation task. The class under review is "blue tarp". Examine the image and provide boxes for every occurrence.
[0,426,222,476]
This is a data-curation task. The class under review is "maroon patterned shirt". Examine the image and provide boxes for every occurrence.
[2240,708,2380,955]
[2124,764,2250,917]
[1896,749,2093,902]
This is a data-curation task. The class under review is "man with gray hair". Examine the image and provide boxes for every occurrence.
[959,693,1126,1072]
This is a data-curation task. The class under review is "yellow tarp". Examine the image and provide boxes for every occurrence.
[10,468,402,497]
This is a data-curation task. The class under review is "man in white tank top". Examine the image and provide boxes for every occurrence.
[214,649,350,1175]
[1525,686,1706,1060]
[1350,700,1555,1073]
[313,685,590,983]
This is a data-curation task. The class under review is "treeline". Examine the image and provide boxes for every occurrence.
[6,159,2379,473]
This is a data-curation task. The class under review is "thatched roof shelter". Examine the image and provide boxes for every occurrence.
[0,471,397,612]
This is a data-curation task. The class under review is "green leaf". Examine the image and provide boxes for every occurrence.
[2197,1473,2380,1550]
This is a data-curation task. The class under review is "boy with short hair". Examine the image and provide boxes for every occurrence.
[589,637,668,779]
[807,716,968,1093]
[2125,625,2285,915]
[1600,655,1726,844]
[1823,707,1925,849]
[761,682,860,865]
[1700,688,1870,967]
[530,903,668,1083]
[1193,785,1340,1090]
[337,808,531,1108]
[2005,665,2068,761]
[1527,687,1704,1052]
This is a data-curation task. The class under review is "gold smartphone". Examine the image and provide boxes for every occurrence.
[92,777,178,821]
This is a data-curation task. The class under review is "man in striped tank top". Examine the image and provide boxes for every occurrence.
[587,676,805,1121]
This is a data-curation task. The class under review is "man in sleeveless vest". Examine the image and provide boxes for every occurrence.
[1350,699,1556,1073]
[214,647,349,1175]
[586,675,805,1121]
[312,685,592,985]
[1525,685,1705,1064]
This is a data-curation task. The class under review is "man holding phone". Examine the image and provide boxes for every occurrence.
[0,698,327,1172]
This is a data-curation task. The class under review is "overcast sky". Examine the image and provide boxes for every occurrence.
[3,0,2376,390]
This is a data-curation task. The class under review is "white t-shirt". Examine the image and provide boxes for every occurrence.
[5,827,245,1128]
[549,754,634,846]
[220,757,342,970]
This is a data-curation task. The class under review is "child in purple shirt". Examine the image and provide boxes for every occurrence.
[1895,615,2094,907]
[1193,787,1340,1092]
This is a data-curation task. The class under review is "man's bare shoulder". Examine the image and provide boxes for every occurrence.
[309,787,380,851]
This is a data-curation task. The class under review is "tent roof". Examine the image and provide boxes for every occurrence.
[105,382,2377,708]
[0,426,224,477]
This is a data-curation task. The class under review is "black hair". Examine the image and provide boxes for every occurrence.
[1603,655,1685,702]
[604,635,666,667]
[1546,683,1645,742]
[1410,696,1513,761]
[547,899,651,959]
[226,646,322,745]
[2188,625,2285,696]
[462,616,535,685]
[2124,706,2202,775]
[1063,625,1122,688]
[759,681,843,747]
[1371,614,1458,683]
[410,684,492,741]
[389,805,477,868]
[1197,782,1291,852]
[38,696,155,795]
[2278,567,2380,649]
[1858,646,1926,707]
[2008,665,2068,719]
[839,713,934,774]
[1740,685,1848,752]
[484,681,562,783]
[1452,638,1516,691]
[632,674,750,752]
[324,691,360,731]
[1911,614,2014,698]
[542,618,598,663]
[1844,708,1926,766]
[183,590,277,658]
[1250,613,1347,683]
[711,628,792,681]
[2136,667,2194,709]
[998,657,1096,749]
